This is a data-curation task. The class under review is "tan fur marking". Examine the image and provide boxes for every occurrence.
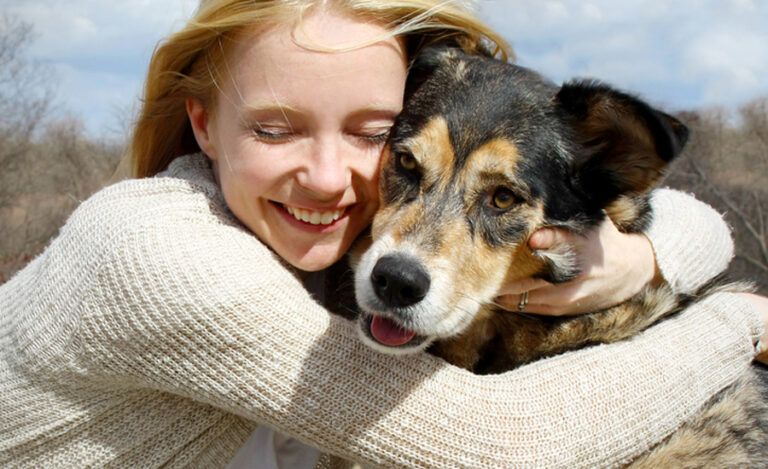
[452,60,468,82]
[403,116,454,190]
[502,244,550,284]
[433,218,470,263]
[498,200,548,284]
[389,202,426,243]
[463,231,511,296]
[605,195,640,228]
[459,138,522,188]
[370,204,399,239]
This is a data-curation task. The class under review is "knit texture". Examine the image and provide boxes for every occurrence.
[646,188,735,294]
[0,154,761,468]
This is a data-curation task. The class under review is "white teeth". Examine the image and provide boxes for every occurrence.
[284,205,344,226]
[320,212,334,225]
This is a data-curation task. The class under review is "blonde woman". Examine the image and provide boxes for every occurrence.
[1,1,766,467]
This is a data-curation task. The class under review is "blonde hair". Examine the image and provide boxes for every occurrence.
[130,0,513,178]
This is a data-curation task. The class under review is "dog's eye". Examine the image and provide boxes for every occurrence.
[492,188,517,210]
[397,152,418,171]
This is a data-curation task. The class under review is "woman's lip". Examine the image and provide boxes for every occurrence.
[282,202,349,212]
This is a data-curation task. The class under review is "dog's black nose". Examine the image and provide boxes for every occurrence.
[371,254,431,308]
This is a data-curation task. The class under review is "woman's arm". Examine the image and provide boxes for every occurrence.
[72,195,761,468]
[644,188,733,293]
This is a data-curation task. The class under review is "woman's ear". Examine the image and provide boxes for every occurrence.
[186,97,217,160]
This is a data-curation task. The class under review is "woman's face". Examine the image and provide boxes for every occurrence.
[188,10,407,271]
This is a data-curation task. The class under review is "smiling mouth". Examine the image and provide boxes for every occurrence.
[362,314,427,349]
[274,202,347,226]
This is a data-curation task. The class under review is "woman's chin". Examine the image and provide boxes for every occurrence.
[280,241,350,272]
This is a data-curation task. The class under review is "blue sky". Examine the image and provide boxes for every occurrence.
[5,0,768,136]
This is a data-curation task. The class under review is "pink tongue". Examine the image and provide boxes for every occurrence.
[370,316,416,346]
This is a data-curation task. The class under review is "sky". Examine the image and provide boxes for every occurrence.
[4,0,768,136]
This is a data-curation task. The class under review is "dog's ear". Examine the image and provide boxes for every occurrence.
[405,42,463,102]
[555,80,688,207]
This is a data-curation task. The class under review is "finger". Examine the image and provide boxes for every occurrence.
[496,277,551,296]
[528,227,558,250]
[495,288,560,314]
[494,294,522,312]
[494,288,540,313]
[529,227,576,250]
[519,283,593,316]
[495,291,586,316]
[495,291,567,316]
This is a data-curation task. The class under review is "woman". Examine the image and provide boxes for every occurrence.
[1,0,765,467]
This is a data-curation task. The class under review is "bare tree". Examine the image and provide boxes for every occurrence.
[0,14,122,283]
[0,14,52,170]
[669,103,768,293]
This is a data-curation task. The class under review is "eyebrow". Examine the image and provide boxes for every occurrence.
[241,103,301,119]
[240,102,401,122]
[348,106,401,121]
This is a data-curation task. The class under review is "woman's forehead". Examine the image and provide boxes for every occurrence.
[220,10,407,104]
[235,7,402,56]
[208,10,407,120]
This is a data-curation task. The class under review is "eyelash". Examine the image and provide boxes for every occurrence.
[251,127,293,142]
[360,130,391,145]
[249,127,390,146]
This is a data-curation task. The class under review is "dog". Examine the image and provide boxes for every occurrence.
[350,44,768,465]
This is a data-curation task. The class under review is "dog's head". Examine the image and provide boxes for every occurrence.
[354,45,688,354]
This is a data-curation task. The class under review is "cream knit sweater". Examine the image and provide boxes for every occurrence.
[0,154,761,468]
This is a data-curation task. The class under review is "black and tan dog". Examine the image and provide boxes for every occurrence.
[352,44,768,465]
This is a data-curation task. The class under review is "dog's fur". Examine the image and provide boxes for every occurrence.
[351,44,768,465]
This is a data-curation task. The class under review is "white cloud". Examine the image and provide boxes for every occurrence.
[682,29,768,106]
[5,0,198,135]
[477,0,768,110]
[7,0,197,58]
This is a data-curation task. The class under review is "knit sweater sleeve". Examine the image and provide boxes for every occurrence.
[645,188,734,293]
[71,182,761,468]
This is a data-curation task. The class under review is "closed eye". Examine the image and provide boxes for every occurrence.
[353,128,391,146]
[251,126,295,143]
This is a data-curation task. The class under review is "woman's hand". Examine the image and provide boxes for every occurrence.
[494,218,660,315]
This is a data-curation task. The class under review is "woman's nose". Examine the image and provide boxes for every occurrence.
[296,139,351,198]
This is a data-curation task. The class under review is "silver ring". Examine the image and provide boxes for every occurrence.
[518,291,529,312]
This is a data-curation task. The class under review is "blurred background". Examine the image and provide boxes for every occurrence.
[1,0,766,291]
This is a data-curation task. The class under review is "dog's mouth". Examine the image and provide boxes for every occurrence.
[361,314,428,350]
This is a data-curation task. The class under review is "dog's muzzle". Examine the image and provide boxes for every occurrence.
[356,252,433,352]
